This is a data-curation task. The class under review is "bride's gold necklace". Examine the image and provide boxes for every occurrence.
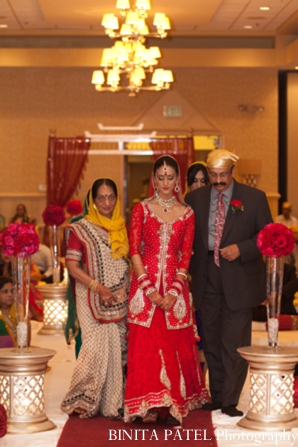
[154,193,176,213]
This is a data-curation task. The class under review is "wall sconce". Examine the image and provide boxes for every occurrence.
[236,159,261,187]
[238,104,264,113]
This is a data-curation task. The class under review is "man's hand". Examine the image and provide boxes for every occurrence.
[220,244,240,261]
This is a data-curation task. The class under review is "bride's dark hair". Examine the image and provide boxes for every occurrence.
[153,155,179,176]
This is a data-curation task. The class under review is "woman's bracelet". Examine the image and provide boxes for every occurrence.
[145,287,157,297]
[89,279,99,292]
[167,278,183,298]
[137,273,155,295]
[168,289,179,299]
[137,273,147,282]
[177,271,188,280]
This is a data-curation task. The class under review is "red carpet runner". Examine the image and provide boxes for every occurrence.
[57,409,217,447]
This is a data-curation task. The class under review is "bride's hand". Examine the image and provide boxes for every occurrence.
[160,293,177,311]
[147,290,164,307]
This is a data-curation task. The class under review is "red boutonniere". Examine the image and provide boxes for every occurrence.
[231,199,244,213]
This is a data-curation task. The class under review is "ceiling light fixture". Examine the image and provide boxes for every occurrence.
[259,6,270,11]
[91,0,173,96]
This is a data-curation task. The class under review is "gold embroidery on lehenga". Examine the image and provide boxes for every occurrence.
[130,288,145,316]
[176,352,186,399]
[173,294,187,320]
[159,350,171,390]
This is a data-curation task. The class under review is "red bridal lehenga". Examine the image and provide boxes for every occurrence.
[124,200,209,425]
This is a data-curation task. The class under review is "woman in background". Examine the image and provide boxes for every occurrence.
[9,204,36,225]
[185,161,209,192]
[0,277,16,347]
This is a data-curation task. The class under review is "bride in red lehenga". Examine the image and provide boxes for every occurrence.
[124,155,209,426]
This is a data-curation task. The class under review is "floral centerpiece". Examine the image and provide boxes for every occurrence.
[42,205,66,227]
[65,200,83,217]
[257,223,295,348]
[42,205,66,284]
[0,222,40,349]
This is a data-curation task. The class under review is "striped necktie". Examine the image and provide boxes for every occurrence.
[214,193,225,267]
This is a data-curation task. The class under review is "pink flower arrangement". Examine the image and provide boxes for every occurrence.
[66,200,83,216]
[257,223,295,258]
[42,205,66,226]
[0,222,39,258]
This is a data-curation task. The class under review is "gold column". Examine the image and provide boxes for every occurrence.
[0,347,56,434]
[237,345,298,431]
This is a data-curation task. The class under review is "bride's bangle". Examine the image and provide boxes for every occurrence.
[177,271,188,280]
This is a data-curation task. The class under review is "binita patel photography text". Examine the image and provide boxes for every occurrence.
[108,428,298,445]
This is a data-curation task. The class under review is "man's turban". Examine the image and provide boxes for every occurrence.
[207,149,239,169]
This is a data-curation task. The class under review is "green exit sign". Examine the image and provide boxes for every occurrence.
[163,105,182,118]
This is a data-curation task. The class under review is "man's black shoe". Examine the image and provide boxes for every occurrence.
[221,405,243,417]
[202,402,222,411]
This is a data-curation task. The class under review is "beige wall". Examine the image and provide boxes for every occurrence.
[0,66,278,225]
[287,73,298,220]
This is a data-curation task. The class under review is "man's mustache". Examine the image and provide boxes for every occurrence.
[213,182,227,186]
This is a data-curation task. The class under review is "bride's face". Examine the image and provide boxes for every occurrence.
[154,164,178,198]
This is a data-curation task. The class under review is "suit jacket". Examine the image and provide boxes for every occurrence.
[185,180,273,311]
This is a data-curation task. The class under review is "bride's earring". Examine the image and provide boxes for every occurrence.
[174,184,180,192]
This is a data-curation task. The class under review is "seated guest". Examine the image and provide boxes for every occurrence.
[0,248,11,277]
[0,277,17,347]
[0,276,31,347]
[275,201,298,229]
[9,204,36,226]
[253,263,298,321]
[0,251,43,321]
[32,243,53,283]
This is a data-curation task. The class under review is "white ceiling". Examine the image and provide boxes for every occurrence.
[2,0,298,70]
[1,0,298,35]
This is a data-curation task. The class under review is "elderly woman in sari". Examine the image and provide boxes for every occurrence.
[61,178,130,419]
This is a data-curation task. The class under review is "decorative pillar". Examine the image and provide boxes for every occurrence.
[237,346,298,431]
[0,347,56,434]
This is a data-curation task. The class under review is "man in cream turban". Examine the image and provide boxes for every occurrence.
[185,149,272,417]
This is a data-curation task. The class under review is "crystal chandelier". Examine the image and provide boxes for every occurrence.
[91,0,174,96]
